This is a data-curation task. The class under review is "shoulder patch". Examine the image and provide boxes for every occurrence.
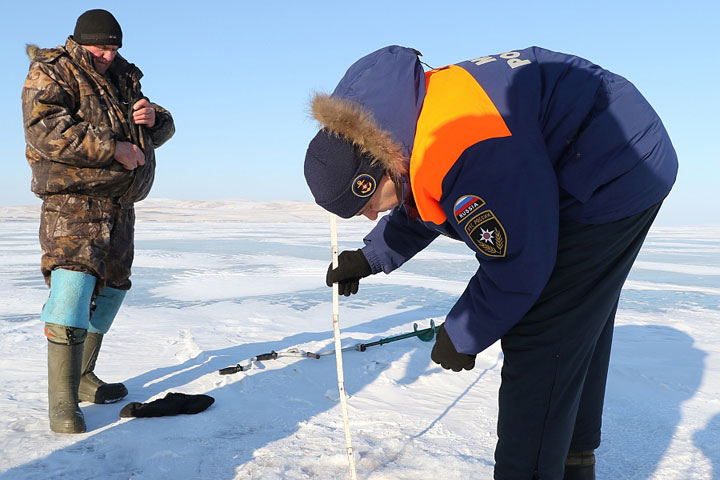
[464,209,507,258]
[453,195,486,223]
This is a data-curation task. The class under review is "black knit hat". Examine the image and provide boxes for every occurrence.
[73,9,122,47]
[304,130,386,218]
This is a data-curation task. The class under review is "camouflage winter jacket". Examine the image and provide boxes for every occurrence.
[22,36,175,206]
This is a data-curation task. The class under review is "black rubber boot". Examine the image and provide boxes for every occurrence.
[46,323,87,434]
[564,450,596,480]
[78,333,128,404]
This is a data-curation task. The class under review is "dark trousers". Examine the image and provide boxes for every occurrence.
[493,203,662,480]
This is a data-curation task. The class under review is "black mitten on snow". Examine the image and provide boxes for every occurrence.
[120,392,215,418]
[326,250,373,296]
[431,324,476,372]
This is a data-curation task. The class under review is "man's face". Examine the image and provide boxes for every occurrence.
[82,45,119,74]
[356,174,399,221]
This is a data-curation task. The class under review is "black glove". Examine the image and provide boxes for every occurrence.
[326,250,373,296]
[120,392,215,418]
[431,324,476,372]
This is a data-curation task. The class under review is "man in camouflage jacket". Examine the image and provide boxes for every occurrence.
[21,9,175,433]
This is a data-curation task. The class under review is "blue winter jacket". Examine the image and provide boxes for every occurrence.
[319,45,677,354]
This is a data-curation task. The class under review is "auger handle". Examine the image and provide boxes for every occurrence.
[219,365,243,375]
[254,351,278,361]
[218,351,278,375]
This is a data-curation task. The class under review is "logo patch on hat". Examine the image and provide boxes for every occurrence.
[352,174,376,198]
[464,209,507,258]
[454,195,486,223]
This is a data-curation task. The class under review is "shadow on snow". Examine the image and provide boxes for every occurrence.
[1,307,458,479]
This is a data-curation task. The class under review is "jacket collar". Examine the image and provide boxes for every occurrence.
[64,36,142,83]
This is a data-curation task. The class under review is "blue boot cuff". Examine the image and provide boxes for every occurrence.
[40,269,96,329]
[89,287,127,334]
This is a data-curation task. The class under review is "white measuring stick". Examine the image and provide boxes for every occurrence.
[330,214,358,480]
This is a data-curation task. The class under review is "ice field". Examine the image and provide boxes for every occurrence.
[1,199,719,479]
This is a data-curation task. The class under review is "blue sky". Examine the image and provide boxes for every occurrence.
[1,1,718,226]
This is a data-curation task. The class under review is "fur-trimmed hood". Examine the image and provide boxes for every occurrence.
[25,43,64,63]
[25,44,39,61]
[309,46,426,179]
[26,37,141,83]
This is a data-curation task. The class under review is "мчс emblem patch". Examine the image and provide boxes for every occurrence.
[464,209,507,257]
[453,195,486,223]
[352,174,376,198]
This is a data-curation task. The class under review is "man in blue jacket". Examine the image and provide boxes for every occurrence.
[304,46,677,479]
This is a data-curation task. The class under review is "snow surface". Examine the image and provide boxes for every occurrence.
[1,199,719,480]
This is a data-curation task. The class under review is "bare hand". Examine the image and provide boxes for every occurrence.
[132,98,156,127]
[114,141,145,170]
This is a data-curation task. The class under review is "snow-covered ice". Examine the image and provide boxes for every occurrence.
[0,199,718,479]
